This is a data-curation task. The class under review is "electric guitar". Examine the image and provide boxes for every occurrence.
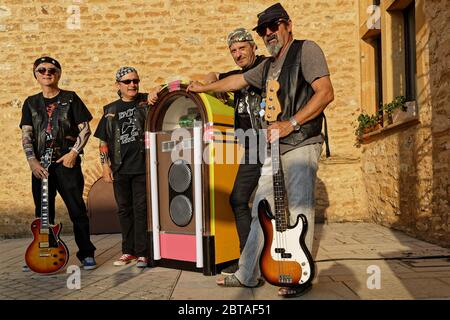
[258,80,315,288]
[25,142,69,274]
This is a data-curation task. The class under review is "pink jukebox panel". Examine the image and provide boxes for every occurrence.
[159,233,196,262]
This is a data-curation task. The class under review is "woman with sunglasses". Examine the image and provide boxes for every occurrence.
[94,67,153,268]
[19,56,97,270]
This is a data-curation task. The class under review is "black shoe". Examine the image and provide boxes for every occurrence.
[220,262,239,276]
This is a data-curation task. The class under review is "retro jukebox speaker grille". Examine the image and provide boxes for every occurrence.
[170,195,193,226]
[168,160,191,193]
[168,160,193,227]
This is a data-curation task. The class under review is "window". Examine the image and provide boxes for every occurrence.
[403,2,416,101]
[374,35,383,121]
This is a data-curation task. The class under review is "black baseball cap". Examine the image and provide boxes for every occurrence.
[252,3,290,31]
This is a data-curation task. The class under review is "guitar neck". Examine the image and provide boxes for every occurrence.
[40,178,50,233]
[269,141,289,232]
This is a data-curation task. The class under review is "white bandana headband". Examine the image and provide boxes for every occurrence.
[115,66,138,81]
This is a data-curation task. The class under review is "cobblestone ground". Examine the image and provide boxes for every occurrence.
[1,224,449,300]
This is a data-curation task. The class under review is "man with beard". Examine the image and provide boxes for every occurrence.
[203,28,267,276]
[187,3,334,297]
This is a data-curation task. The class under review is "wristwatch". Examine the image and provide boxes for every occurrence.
[289,116,301,131]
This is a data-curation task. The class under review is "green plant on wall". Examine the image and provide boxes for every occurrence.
[383,96,407,121]
[354,112,380,147]
[355,112,380,138]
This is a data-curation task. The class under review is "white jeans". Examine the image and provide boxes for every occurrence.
[234,143,322,287]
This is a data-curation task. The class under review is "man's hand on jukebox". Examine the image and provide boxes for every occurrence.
[186,81,207,93]
[148,85,163,105]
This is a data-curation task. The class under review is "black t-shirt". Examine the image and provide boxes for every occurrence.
[20,91,92,128]
[219,55,266,131]
[94,99,145,175]
[20,91,92,158]
[219,69,252,131]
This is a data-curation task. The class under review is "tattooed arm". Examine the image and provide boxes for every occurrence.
[56,122,91,168]
[99,141,113,183]
[72,122,91,154]
[21,125,48,179]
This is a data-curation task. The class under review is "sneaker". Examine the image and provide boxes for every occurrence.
[82,257,97,270]
[221,262,239,276]
[22,265,30,272]
[113,254,137,266]
[136,257,148,268]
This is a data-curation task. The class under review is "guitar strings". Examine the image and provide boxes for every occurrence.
[272,141,289,283]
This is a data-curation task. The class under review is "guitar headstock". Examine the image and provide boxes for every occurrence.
[264,79,281,123]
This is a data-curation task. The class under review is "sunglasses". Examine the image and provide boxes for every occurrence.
[256,19,287,37]
[119,79,140,85]
[35,67,59,75]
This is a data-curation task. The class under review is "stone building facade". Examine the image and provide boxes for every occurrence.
[0,1,447,246]
[358,0,449,246]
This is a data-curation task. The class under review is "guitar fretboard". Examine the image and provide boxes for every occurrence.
[268,141,289,232]
[40,178,49,232]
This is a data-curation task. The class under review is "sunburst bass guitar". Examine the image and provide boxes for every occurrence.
[258,79,315,288]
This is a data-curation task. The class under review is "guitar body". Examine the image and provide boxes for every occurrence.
[25,218,69,274]
[258,199,315,288]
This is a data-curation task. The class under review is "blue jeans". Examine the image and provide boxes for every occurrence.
[234,143,322,287]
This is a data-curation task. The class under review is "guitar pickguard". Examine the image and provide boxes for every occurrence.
[268,218,312,285]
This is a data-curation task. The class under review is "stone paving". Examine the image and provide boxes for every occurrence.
[1,223,449,300]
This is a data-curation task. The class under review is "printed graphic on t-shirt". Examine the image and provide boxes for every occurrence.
[237,88,252,114]
[118,107,138,144]
[46,102,57,133]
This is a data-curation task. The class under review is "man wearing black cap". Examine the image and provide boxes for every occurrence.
[202,28,267,276]
[188,2,334,297]
[20,56,97,270]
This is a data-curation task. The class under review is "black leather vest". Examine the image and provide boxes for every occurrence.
[102,93,149,173]
[262,40,324,146]
[26,90,79,159]
[233,55,266,133]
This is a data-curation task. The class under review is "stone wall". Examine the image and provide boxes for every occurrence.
[426,0,450,246]
[360,0,449,246]
[0,0,363,237]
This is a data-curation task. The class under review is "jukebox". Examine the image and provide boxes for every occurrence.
[145,80,242,275]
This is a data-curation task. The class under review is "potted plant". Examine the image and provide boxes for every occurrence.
[383,96,407,125]
[354,112,381,146]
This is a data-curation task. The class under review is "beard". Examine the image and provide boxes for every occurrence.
[264,34,284,57]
